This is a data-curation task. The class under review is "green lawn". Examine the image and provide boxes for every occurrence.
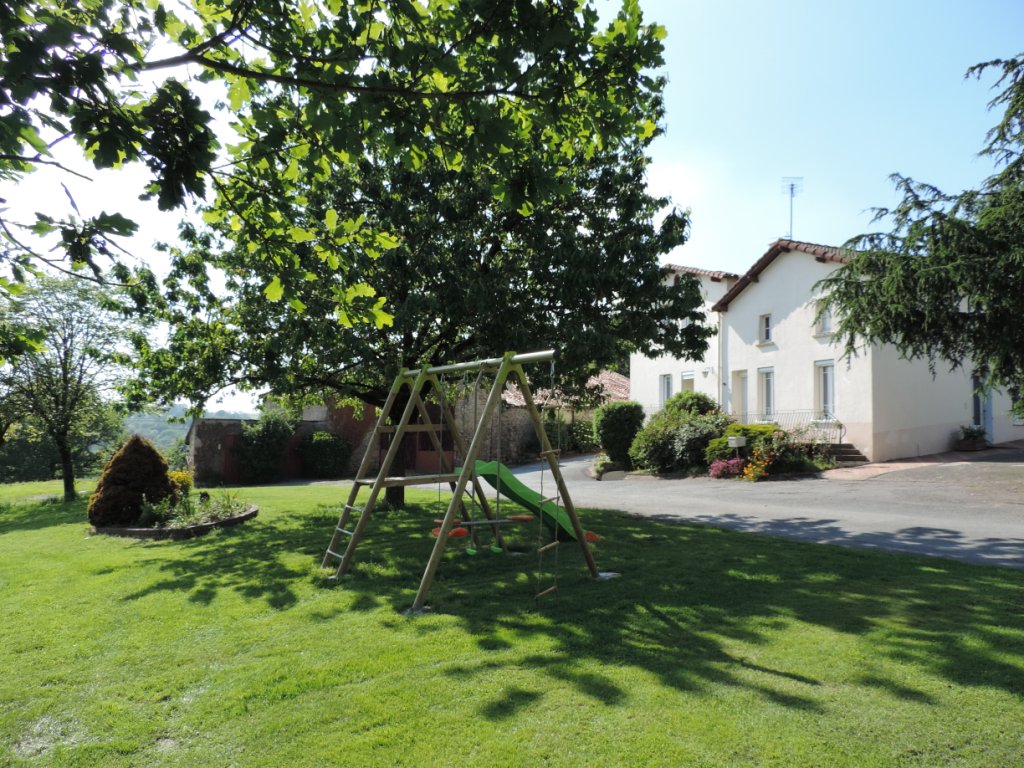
[1,480,1022,766]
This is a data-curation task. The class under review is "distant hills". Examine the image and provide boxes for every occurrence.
[123,405,257,452]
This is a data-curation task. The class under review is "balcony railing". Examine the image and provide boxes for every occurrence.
[733,410,845,444]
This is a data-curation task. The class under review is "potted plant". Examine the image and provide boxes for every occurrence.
[954,424,988,451]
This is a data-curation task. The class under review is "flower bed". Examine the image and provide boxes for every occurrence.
[92,505,258,540]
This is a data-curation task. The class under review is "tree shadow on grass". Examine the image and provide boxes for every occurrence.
[325,505,1024,716]
[107,492,1024,719]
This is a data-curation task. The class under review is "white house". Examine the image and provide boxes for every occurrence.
[630,239,1022,462]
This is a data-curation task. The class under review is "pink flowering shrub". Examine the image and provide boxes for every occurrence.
[708,457,747,479]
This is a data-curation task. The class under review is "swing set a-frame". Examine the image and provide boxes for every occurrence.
[321,350,601,612]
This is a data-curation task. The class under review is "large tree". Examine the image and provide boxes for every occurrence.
[820,54,1024,410]
[1,0,672,351]
[1,277,133,500]
[132,142,709,410]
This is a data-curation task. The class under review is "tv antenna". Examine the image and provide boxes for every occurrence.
[781,177,803,239]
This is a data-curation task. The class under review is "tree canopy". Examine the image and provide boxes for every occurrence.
[1,0,673,354]
[820,54,1024,408]
[131,119,711,410]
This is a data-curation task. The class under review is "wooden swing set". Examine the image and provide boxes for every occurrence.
[321,350,601,612]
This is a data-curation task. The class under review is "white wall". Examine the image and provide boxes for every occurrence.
[870,347,1024,459]
[629,272,734,416]
[718,251,874,450]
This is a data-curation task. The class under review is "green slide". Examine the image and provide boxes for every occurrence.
[471,460,577,541]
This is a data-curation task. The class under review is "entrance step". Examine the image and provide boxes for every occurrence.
[828,443,869,466]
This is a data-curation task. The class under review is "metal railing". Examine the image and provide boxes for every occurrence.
[733,410,845,444]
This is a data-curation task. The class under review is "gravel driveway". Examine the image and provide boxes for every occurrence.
[501,443,1024,569]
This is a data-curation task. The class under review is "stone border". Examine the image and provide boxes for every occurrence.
[92,506,258,540]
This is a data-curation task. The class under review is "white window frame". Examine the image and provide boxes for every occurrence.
[758,313,772,344]
[659,373,673,406]
[814,303,833,338]
[758,367,774,420]
[680,371,695,392]
[815,360,836,421]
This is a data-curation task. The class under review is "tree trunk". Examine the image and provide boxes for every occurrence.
[57,439,76,502]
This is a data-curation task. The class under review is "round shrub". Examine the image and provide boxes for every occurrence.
[630,404,733,475]
[300,431,352,479]
[674,412,733,470]
[88,435,174,528]
[593,401,645,467]
[663,390,719,417]
[627,411,678,473]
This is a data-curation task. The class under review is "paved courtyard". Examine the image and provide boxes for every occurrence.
[505,441,1024,569]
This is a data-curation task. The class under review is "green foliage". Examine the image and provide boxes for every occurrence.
[705,423,783,464]
[541,417,597,454]
[570,419,599,453]
[234,410,296,484]
[0,277,136,499]
[2,0,684,368]
[167,469,193,498]
[630,408,733,474]
[663,390,720,417]
[299,431,352,479]
[820,53,1024,406]
[87,435,174,527]
[593,402,645,467]
[132,138,712,411]
[0,404,124,483]
[674,413,733,470]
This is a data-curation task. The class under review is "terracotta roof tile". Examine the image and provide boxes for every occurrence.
[664,264,741,282]
[502,370,630,408]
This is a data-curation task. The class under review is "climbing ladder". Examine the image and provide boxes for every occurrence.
[321,350,599,612]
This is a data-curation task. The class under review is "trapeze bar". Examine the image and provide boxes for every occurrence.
[401,350,555,377]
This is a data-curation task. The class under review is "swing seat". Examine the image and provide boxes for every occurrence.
[584,530,601,543]
[431,526,469,539]
[505,514,534,523]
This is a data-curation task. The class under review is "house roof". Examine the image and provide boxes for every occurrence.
[502,370,630,408]
[711,239,848,312]
[664,264,740,283]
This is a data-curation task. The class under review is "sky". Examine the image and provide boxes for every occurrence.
[630,0,1024,275]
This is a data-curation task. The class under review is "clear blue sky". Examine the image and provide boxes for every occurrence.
[630,0,1024,274]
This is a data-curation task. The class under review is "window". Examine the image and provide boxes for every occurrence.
[758,314,772,344]
[680,372,695,392]
[659,374,673,405]
[815,361,835,420]
[758,367,774,419]
[815,304,833,337]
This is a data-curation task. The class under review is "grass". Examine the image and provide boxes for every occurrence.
[1,480,1023,766]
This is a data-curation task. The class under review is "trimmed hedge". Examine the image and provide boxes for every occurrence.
[235,410,296,484]
[300,431,352,479]
[593,401,645,466]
